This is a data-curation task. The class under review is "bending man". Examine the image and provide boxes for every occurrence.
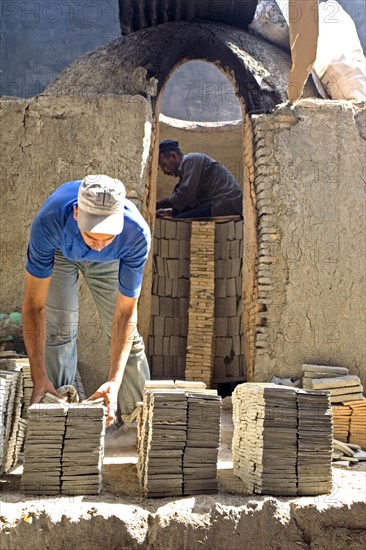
[22,175,151,425]
[156,140,243,218]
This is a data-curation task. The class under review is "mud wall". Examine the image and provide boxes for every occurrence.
[0,94,152,395]
[248,100,366,388]
[1,95,365,394]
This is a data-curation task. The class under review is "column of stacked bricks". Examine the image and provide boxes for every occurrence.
[137,380,207,485]
[0,357,32,473]
[184,393,221,494]
[185,221,216,387]
[232,383,333,496]
[22,403,106,496]
[302,364,365,449]
[138,381,222,498]
[297,390,333,495]
[0,366,24,474]
[143,390,187,497]
[149,219,191,379]
[61,404,105,495]
[0,370,18,473]
[214,220,244,382]
[22,404,67,495]
[348,400,366,449]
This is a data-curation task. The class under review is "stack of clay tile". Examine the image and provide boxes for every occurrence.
[296,389,333,495]
[232,383,298,495]
[0,355,34,471]
[61,402,105,495]
[2,366,24,472]
[332,403,352,442]
[348,400,366,450]
[0,355,32,465]
[302,364,364,403]
[332,402,366,450]
[144,389,187,497]
[138,380,221,497]
[232,383,333,496]
[148,218,191,380]
[14,418,27,461]
[184,393,221,494]
[13,358,33,417]
[214,220,244,383]
[0,368,21,473]
[22,402,67,495]
[22,395,106,495]
[302,363,365,450]
[137,380,177,485]
[0,355,33,417]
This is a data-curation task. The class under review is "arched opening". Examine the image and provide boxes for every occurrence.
[160,60,242,122]
[143,59,258,395]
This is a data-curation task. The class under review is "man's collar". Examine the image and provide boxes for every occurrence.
[177,155,185,176]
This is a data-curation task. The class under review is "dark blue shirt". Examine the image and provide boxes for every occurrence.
[26,180,151,298]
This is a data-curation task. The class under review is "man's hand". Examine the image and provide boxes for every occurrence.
[88,380,119,427]
[30,378,60,405]
[156,208,173,219]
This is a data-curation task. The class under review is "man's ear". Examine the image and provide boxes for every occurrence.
[73,205,78,221]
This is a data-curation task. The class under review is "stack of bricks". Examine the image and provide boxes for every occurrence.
[0,369,21,473]
[22,401,106,496]
[214,220,244,382]
[143,390,188,497]
[332,401,366,450]
[0,353,31,473]
[0,350,89,475]
[185,221,216,387]
[232,383,333,496]
[148,219,191,379]
[137,380,222,498]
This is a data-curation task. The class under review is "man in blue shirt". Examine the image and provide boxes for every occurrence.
[22,175,151,426]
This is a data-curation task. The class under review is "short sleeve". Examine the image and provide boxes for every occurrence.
[26,214,56,278]
[118,229,151,298]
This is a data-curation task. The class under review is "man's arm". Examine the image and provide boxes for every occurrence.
[22,272,59,403]
[156,197,173,209]
[169,156,204,212]
[88,291,139,426]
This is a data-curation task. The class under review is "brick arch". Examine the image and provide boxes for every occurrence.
[144,55,259,384]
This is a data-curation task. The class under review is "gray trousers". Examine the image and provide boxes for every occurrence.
[45,251,150,415]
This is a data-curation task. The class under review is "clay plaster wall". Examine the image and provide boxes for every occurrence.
[1,94,365,394]
[157,115,243,201]
[0,94,152,395]
[249,100,366,388]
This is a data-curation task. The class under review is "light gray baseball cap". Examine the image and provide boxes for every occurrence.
[77,175,126,235]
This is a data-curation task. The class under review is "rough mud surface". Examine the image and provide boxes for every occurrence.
[46,21,318,112]
[1,411,365,550]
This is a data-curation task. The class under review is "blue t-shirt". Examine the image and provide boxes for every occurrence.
[26,180,151,298]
